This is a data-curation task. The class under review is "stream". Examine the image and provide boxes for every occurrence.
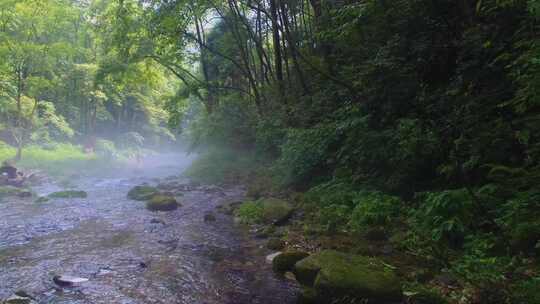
[0,153,298,304]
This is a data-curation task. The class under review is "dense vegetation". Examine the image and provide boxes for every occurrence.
[0,0,177,167]
[2,0,540,302]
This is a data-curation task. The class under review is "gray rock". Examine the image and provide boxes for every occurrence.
[265,251,282,264]
[3,294,35,304]
[53,275,89,286]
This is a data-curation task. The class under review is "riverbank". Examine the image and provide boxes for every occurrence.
[185,149,540,304]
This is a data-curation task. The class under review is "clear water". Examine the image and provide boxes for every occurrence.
[0,153,298,303]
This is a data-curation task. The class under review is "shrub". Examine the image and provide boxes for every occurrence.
[350,190,402,229]
[94,139,118,160]
[411,189,475,247]
[235,201,264,224]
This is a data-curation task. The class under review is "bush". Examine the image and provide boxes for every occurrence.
[94,139,118,160]
[411,189,475,247]
[235,201,264,224]
[350,190,402,229]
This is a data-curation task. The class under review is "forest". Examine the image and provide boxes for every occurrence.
[1,0,540,303]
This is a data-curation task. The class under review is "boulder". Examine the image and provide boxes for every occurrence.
[265,251,282,264]
[3,295,35,304]
[35,196,49,203]
[235,198,293,225]
[204,212,216,222]
[266,237,286,250]
[145,195,179,211]
[48,190,87,199]
[259,198,294,225]
[293,250,402,303]
[0,186,26,199]
[0,163,18,179]
[272,251,309,273]
[127,185,158,201]
[53,275,89,286]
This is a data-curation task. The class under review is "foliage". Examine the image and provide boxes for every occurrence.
[235,201,264,224]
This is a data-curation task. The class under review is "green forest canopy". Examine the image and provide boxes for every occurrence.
[2,0,540,302]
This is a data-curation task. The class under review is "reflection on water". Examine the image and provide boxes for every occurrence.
[0,153,298,303]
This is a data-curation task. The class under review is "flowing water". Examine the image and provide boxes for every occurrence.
[0,153,298,304]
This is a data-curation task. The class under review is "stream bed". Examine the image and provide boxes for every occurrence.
[0,153,298,304]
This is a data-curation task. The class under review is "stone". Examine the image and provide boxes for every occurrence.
[204,212,216,222]
[258,198,294,225]
[266,237,286,250]
[265,251,282,264]
[293,250,402,303]
[53,275,89,286]
[127,185,158,201]
[272,251,310,273]
[145,195,179,211]
[0,162,18,179]
[3,295,34,304]
[235,198,293,225]
[48,190,87,199]
[35,196,49,203]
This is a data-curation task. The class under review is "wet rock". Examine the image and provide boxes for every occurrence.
[0,162,18,179]
[34,196,49,203]
[150,218,165,224]
[0,186,27,198]
[256,225,276,238]
[266,238,286,250]
[146,195,179,211]
[235,198,293,225]
[259,198,293,225]
[216,201,242,215]
[272,251,309,273]
[293,250,402,303]
[127,185,158,201]
[139,261,148,268]
[48,190,87,199]
[3,294,35,304]
[204,212,216,222]
[265,251,282,264]
[53,275,89,286]
[17,191,32,198]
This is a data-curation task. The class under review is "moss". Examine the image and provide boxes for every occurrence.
[408,289,449,304]
[266,237,286,250]
[145,195,179,211]
[47,190,87,199]
[127,185,158,201]
[297,287,318,304]
[294,250,402,303]
[272,251,309,273]
[35,196,50,203]
[0,186,25,199]
[235,197,293,225]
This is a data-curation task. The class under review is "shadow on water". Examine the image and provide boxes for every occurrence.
[0,152,298,304]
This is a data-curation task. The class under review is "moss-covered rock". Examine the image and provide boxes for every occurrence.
[48,190,87,199]
[266,237,286,250]
[272,250,309,273]
[293,250,402,303]
[0,186,26,199]
[145,195,179,211]
[407,289,449,304]
[235,197,293,224]
[127,185,158,201]
[35,196,50,203]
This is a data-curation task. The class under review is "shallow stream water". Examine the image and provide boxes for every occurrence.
[0,153,298,304]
